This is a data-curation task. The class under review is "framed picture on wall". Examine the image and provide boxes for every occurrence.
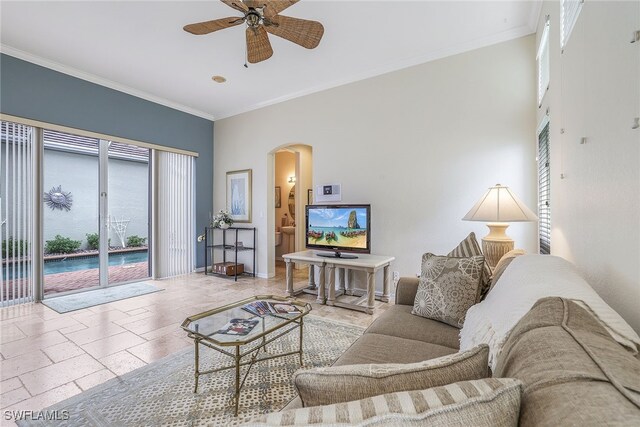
[275,186,281,208]
[226,169,252,223]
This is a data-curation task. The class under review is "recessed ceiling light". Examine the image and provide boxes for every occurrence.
[212,75,226,83]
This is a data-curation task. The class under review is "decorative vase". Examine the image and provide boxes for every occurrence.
[220,222,231,229]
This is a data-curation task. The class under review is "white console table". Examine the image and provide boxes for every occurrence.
[282,251,395,314]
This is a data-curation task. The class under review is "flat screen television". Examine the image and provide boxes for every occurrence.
[305,204,371,258]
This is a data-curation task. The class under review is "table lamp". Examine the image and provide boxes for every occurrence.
[462,184,538,268]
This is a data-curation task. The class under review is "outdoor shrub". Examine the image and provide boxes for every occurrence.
[126,235,147,247]
[45,235,81,254]
[86,233,99,250]
[86,233,110,250]
[2,238,28,258]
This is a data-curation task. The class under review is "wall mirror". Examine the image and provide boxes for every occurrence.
[288,185,295,220]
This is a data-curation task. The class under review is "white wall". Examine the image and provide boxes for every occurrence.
[214,35,538,283]
[536,1,640,332]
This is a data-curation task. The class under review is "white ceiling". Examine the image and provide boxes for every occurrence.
[0,1,540,120]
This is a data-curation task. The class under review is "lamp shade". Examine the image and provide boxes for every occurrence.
[463,184,538,223]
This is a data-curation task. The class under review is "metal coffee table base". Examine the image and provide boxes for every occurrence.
[192,317,304,416]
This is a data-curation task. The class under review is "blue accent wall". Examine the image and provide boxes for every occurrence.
[0,53,213,268]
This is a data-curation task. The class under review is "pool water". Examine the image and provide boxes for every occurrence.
[2,251,148,279]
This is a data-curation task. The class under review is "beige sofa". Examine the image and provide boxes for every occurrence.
[281,275,640,424]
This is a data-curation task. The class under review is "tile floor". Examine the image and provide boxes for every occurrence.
[0,265,392,423]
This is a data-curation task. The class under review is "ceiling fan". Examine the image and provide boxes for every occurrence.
[183,0,324,64]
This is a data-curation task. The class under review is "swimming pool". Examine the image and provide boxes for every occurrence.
[2,250,148,279]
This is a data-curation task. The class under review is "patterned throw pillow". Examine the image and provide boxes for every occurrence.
[249,378,523,427]
[293,345,489,407]
[448,232,492,297]
[412,253,485,328]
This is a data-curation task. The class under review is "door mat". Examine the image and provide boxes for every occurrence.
[42,281,162,313]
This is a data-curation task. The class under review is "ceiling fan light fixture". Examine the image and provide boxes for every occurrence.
[212,75,227,83]
[184,0,322,64]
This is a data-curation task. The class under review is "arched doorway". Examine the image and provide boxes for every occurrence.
[266,144,312,278]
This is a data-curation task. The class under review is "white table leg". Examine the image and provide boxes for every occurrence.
[382,264,390,303]
[308,265,316,289]
[317,264,326,304]
[366,271,375,314]
[338,268,345,292]
[326,265,336,306]
[346,269,353,295]
[285,260,293,297]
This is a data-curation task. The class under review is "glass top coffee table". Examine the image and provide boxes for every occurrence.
[181,295,311,416]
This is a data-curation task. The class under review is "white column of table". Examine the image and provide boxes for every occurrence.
[283,252,326,304]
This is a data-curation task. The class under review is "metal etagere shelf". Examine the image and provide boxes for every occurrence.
[204,226,256,281]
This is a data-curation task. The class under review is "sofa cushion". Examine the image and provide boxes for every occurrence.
[250,378,522,427]
[413,253,485,328]
[495,297,640,426]
[365,304,460,350]
[394,276,420,306]
[333,333,457,366]
[448,232,492,295]
[294,345,489,407]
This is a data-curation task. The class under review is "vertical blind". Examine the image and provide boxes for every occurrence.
[561,0,584,49]
[155,151,195,278]
[1,121,35,305]
[538,122,551,255]
[537,18,550,105]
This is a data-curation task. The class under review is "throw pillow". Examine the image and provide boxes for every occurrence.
[448,232,492,297]
[413,253,485,328]
[249,378,523,427]
[488,249,526,293]
[293,345,489,407]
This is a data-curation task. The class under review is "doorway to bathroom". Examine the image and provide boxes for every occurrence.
[271,144,313,275]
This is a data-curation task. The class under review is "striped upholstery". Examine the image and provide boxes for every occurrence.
[448,232,492,297]
[250,378,522,426]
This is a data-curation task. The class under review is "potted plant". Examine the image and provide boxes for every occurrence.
[212,210,233,229]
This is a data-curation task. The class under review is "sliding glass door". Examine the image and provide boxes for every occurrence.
[107,141,150,285]
[42,131,150,297]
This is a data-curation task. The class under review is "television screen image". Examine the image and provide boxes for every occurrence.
[306,205,370,255]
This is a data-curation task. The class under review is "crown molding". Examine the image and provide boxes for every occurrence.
[215,25,535,120]
[0,44,216,122]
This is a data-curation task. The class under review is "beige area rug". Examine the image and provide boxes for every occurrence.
[18,316,364,427]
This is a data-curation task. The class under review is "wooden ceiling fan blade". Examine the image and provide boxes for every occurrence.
[262,0,299,19]
[221,0,248,13]
[246,26,273,63]
[265,15,324,49]
[243,0,263,8]
[183,17,243,35]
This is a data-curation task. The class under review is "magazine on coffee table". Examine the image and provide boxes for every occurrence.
[241,300,302,317]
[215,318,259,336]
[268,302,302,315]
[241,301,270,317]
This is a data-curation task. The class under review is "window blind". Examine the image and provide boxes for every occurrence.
[154,151,195,278]
[561,0,584,49]
[1,121,36,305]
[537,19,550,105]
[538,122,551,255]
